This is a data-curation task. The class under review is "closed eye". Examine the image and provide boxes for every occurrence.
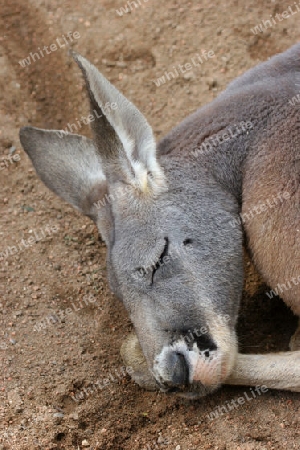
[151,237,169,284]
[135,237,169,284]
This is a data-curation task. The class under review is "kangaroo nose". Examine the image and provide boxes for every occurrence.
[164,351,189,387]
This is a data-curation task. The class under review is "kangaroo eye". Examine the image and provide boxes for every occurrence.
[135,238,169,284]
[183,238,193,246]
[158,237,169,262]
[151,237,169,284]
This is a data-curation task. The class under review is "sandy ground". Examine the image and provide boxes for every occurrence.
[0,0,299,449]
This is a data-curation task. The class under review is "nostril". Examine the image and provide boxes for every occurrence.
[204,350,210,358]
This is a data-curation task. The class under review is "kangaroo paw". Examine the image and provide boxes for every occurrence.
[121,333,300,394]
[226,351,300,392]
[289,320,300,351]
[120,332,158,391]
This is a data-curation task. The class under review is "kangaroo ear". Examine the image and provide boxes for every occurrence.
[72,52,166,196]
[19,126,113,243]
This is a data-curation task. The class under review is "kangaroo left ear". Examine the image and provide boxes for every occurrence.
[19,127,113,244]
[72,51,167,196]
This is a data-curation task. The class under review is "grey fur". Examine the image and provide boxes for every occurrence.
[19,44,300,395]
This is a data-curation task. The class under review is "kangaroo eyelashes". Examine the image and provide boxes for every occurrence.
[151,237,169,284]
[159,237,169,263]
[135,238,169,283]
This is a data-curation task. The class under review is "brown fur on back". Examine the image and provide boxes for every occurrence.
[158,43,300,313]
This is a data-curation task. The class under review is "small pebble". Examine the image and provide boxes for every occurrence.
[183,72,194,80]
[82,439,89,447]
[207,78,217,89]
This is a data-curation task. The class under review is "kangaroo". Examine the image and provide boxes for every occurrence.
[19,44,300,397]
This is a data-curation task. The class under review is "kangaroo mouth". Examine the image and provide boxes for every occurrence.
[121,331,237,397]
[153,339,234,390]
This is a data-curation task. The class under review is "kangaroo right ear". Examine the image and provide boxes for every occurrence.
[72,52,166,196]
[19,126,113,244]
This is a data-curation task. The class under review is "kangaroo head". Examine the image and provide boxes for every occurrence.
[20,53,243,395]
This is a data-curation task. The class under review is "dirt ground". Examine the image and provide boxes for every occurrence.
[0,0,299,449]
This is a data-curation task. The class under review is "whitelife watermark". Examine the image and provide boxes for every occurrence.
[0,153,21,171]
[176,315,231,346]
[288,92,300,106]
[153,50,215,87]
[229,191,291,228]
[133,239,195,282]
[266,274,300,299]
[0,224,59,263]
[70,366,134,402]
[55,102,118,138]
[251,2,300,34]
[92,182,133,212]
[33,293,101,332]
[116,0,150,16]
[191,120,253,158]
[206,385,269,421]
[18,32,81,67]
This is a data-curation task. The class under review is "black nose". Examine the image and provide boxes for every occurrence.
[164,351,189,387]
